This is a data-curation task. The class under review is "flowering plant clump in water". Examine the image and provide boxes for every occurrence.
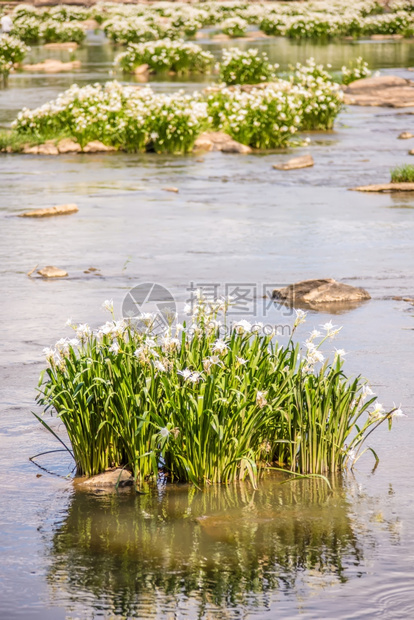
[218,48,278,86]
[220,16,248,37]
[36,295,400,487]
[115,39,214,74]
[12,82,210,153]
[341,57,372,86]
[0,36,28,77]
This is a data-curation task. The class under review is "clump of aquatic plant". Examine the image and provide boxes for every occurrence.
[36,295,399,486]
[290,59,344,130]
[341,57,372,85]
[115,39,214,74]
[391,163,414,183]
[220,16,248,37]
[218,48,278,86]
[39,19,86,44]
[0,35,28,77]
[12,81,209,153]
[207,84,303,148]
[103,17,159,44]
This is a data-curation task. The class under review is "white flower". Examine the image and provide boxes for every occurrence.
[334,348,346,359]
[102,299,114,313]
[154,360,166,372]
[236,357,248,366]
[65,317,74,328]
[256,391,268,408]
[392,405,406,418]
[109,341,120,355]
[211,339,229,354]
[159,427,169,438]
[370,403,386,421]
[76,323,91,340]
[362,385,375,400]
[234,319,252,334]
[177,368,192,380]
[294,309,307,327]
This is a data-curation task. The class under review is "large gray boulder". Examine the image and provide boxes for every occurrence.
[272,278,371,304]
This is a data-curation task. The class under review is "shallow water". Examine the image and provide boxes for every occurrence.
[1,36,414,619]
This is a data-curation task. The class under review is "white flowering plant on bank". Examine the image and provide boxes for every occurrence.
[36,295,400,486]
[115,39,214,74]
[218,48,278,86]
[0,35,28,77]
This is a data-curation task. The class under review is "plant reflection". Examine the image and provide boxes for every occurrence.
[47,475,366,617]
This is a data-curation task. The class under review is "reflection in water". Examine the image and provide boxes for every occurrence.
[46,475,370,618]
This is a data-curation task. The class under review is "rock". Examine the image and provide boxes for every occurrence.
[37,266,68,278]
[162,187,179,193]
[21,59,81,73]
[134,63,149,75]
[43,42,79,51]
[193,131,251,154]
[370,34,403,40]
[343,75,414,107]
[22,141,59,155]
[398,132,413,139]
[74,468,134,490]
[409,149,414,155]
[82,140,116,153]
[273,155,314,170]
[57,138,81,154]
[18,203,79,218]
[350,183,414,192]
[211,33,230,41]
[272,278,371,304]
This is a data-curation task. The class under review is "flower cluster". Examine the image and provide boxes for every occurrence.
[218,48,278,86]
[12,81,209,154]
[37,293,400,484]
[0,35,28,77]
[341,57,372,86]
[11,16,86,44]
[220,16,248,37]
[115,39,214,74]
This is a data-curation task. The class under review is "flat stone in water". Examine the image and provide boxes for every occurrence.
[351,183,414,192]
[272,278,370,304]
[74,468,134,490]
[273,155,314,170]
[37,266,68,278]
[19,204,79,218]
[343,76,414,107]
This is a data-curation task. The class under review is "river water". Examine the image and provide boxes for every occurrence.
[0,35,414,619]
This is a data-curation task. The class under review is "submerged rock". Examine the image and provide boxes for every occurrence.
[37,266,68,278]
[82,140,116,153]
[19,203,78,218]
[134,63,150,75]
[75,468,134,490]
[273,155,314,170]
[343,76,414,107]
[351,183,414,192]
[162,187,179,193]
[194,131,251,154]
[398,132,414,139]
[21,59,81,73]
[272,278,371,305]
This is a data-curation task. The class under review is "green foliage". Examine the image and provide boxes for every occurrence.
[36,298,395,485]
[220,16,247,37]
[391,164,414,182]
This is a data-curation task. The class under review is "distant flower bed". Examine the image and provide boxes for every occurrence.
[115,39,214,74]
[341,57,372,85]
[36,295,398,486]
[0,35,28,77]
[11,17,86,44]
[5,0,414,45]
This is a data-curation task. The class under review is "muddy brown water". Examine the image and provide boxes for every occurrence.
[0,35,414,619]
